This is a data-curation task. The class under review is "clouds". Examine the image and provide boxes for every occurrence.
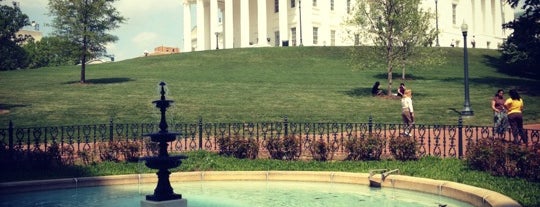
[107,0,184,60]
[11,0,185,61]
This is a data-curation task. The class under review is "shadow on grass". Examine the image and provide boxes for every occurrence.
[482,55,540,80]
[373,72,427,81]
[440,76,540,97]
[63,77,134,85]
[343,87,428,99]
[0,103,29,110]
[343,87,373,97]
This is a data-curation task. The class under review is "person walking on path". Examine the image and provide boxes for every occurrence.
[491,89,508,136]
[401,89,414,136]
[504,89,527,144]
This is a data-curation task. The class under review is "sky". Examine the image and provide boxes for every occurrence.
[7,0,186,61]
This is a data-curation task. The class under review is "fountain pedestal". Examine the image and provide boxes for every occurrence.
[141,199,187,207]
[141,82,187,207]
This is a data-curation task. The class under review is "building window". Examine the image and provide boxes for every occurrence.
[291,27,297,46]
[275,0,279,13]
[347,0,351,13]
[330,30,336,46]
[452,4,457,25]
[275,31,280,47]
[330,0,334,11]
[313,27,319,45]
[354,34,360,46]
[313,0,317,7]
[291,0,295,8]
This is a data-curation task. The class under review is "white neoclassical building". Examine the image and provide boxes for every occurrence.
[182,0,514,52]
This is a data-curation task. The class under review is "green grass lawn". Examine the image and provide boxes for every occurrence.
[1,46,539,127]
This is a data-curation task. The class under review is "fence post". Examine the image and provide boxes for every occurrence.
[109,118,114,142]
[198,117,203,150]
[368,115,373,136]
[458,115,463,158]
[8,120,13,151]
[284,115,288,136]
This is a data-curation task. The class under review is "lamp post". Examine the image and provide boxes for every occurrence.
[215,32,219,50]
[299,0,303,46]
[435,0,439,47]
[461,22,474,116]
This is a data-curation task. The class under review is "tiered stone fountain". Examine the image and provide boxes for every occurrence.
[141,82,188,207]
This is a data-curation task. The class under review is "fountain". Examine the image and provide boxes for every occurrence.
[141,82,188,207]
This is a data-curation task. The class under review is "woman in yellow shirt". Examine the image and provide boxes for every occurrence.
[504,89,526,144]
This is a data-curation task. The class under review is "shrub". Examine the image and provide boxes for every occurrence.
[467,139,540,181]
[77,148,95,165]
[345,135,385,161]
[266,135,301,161]
[122,140,142,162]
[217,135,259,159]
[310,139,332,161]
[389,136,418,161]
[98,141,122,162]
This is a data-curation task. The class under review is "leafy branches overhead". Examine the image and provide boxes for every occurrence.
[346,0,442,95]
[0,0,30,70]
[500,0,540,77]
[48,0,125,83]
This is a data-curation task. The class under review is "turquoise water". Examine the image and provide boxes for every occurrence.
[0,180,473,207]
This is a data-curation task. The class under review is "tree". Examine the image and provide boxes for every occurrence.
[500,0,540,76]
[0,0,30,70]
[23,36,80,68]
[346,0,439,95]
[48,0,125,83]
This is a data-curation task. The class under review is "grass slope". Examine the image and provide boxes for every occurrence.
[0,46,538,127]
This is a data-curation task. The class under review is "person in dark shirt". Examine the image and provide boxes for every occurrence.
[371,81,383,96]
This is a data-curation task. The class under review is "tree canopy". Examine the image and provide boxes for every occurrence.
[346,0,440,95]
[23,36,80,69]
[48,0,125,83]
[500,0,540,77]
[0,0,30,70]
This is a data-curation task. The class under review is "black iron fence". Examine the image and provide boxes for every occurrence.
[1,117,539,160]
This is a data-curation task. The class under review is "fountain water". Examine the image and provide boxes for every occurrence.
[141,82,188,207]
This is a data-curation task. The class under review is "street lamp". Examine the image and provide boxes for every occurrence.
[215,32,219,50]
[461,22,474,116]
[435,0,439,47]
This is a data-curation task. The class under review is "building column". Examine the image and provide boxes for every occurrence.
[183,1,192,52]
[493,0,503,40]
[224,0,234,49]
[278,0,288,46]
[257,0,268,46]
[485,0,493,37]
[240,0,250,47]
[196,0,206,51]
[210,0,218,50]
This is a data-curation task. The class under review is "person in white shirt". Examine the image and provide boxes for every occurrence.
[401,89,414,136]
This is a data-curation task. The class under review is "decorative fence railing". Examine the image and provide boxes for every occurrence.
[1,117,538,160]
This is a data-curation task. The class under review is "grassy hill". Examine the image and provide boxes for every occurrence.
[0,46,538,127]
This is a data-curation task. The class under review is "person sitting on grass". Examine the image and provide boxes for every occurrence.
[371,81,383,96]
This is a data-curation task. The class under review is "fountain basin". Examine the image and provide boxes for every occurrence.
[143,155,187,169]
[0,171,521,207]
[145,132,179,143]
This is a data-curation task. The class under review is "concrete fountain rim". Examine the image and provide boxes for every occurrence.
[0,171,521,207]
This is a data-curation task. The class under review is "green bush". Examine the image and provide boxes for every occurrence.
[310,139,332,162]
[389,136,418,161]
[345,135,385,161]
[98,141,122,162]
[266,135,301,161]
[217,135,259,159]
[466,139,540,181]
